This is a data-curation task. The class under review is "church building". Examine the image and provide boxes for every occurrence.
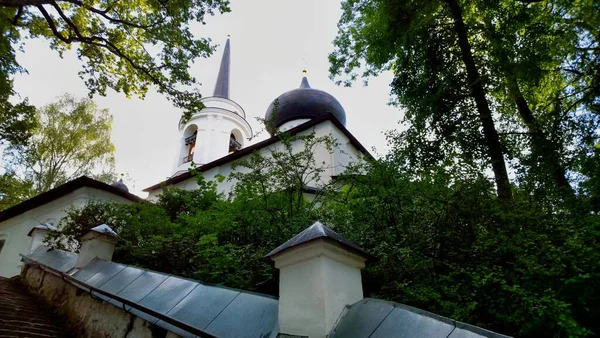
[143,38,369,199]
[0,38,368,278]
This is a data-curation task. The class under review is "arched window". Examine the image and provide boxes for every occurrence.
[182,126,197,163]
[229,130,242,153]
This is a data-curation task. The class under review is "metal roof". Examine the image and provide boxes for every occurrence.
[330,299,511,338]
[89,224,117,237]
[27,246,78,273]
[265,221,375,261]
[25,246,279,338]
[265,76,347,135]
[24,247,510,338]
[213,38,231,98]
[27,223,58,237]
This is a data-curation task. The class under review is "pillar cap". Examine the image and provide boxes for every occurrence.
[266,221,375,262]
[27,223,57,237]
[81,224,118,244]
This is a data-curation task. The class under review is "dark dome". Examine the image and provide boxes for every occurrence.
[265,77,346,134]
[111,178,129,192]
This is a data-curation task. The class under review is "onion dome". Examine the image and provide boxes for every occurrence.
[265,76,346,134]
[110,178,129,192]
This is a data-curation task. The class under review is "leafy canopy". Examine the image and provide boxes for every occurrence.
[0,0,230,144]
[329,0,599,203]
[1,94,116,209]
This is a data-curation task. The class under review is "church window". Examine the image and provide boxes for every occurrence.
[229,133,241,153]
[183,131,197,163]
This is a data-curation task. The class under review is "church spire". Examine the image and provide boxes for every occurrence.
[213,38,231,98]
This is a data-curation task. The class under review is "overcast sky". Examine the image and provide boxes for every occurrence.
[12,0,405,196]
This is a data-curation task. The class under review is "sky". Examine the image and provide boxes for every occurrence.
[12,0,405,197]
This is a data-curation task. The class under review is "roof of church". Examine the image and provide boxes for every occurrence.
[110,178,129,192]
[265,76,347,134]
[23,245,510,338]
[213,38,231,98]
[144,113,373,192]
[0,176,141,223]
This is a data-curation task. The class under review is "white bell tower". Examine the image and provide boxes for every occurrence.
[172,38,252,176]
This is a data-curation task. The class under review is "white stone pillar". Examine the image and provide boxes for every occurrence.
[27,223,57,253]
[267,221,372,338]
[75,224,118,268]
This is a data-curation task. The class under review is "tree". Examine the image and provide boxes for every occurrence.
[0,172,33,210]
[1,94,116,206]
[329,0,512,202]
[0,0,230,143]
[329,0,599,203]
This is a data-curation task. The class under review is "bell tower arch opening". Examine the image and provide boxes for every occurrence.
[229,129,243,153]
[181,125,198,164]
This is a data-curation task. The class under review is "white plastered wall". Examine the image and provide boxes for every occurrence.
[149,119,365,200]
[0,187,134,277]
[273,239,365,337]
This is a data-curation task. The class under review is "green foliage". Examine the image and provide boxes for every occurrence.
[328,4,600,334]
[0,0,229,143]
[329,0,599,203]
[322,156,600,337]
[0,172,33,211]
[48,127,599,337]
[0,94,116,209]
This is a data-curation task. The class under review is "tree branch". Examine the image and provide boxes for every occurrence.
[517,0,544,3]
[11,6,24,25]
[0,0,49,7]
[36,4,72,43]
[58,0,163,29]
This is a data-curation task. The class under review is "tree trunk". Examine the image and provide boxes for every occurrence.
[506,76,576,198]
[445,0,513,202]
[481,18,575,200]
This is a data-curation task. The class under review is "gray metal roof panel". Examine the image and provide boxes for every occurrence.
[72,258,112,282]
[28,246,73,266]
[27,245,51,261]
[331,299,511,338]
[328,298,394,338]
[204,291,279,338]
[25,245,77,273]
[99,266,145,295]
[116,270,168,303]
[138,276,198,315]
[43,249,78,272]
[370,305,455,338]
[85,262,126,288]
[163,283,240,330]
[54,254,77,272]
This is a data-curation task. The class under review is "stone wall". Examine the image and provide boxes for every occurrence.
[20,263,180,338]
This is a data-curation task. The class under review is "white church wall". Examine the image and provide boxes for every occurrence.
[148,120,366,201]
[329,125,364,176]
[0,187,134,278]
